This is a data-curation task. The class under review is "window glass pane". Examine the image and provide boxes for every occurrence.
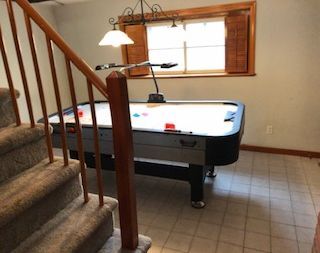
[186,46,225,71]
[147,25,184,49]
[148,49,184,71]
[186,21,225,47]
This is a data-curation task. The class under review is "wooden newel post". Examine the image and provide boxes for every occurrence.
[106,71,138,250]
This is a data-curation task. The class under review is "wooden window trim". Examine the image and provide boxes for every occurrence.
[121,1,256,77]
[128,72,256,80]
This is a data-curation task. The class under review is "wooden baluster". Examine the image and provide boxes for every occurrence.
[87,80,104,206]
[25,13,54,163]
[6,0,35,127]
[14,0,108,98]
[65,58,89,203]
[46,36,68,165]
[106,71,138,249]
[0,25,21,126]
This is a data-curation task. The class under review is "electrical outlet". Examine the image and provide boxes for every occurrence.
[266,125,273,134]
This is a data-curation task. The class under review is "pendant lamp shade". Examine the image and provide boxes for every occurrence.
[99,29,134,47]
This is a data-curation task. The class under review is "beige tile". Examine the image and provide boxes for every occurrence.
[216,242,243,253]
[213,182,232,192]
[289,182,310,193]
[138,211,157,225]
[270,189,290,200]
[206,199,228,212]
[294,213,317,228]
[230,183,251,194]
[249,195,270,208]
[233,175,251,184]
[296,226,315,243]
[271,237,299,253]
[172,218,198,236]
[196,222,220,240]
[291,191,313,203]
[288,175,307,184]
[151,214,177,230]
[271,222,296,240]
[148,245,162,253]
[138,224,149,234]
[227,202,248,216]
[269,180,289,190]
[161,248,181,253]
[210,189,230,200]
[244,248,266,253]
[246,218,270,235]
[159,205,183,217]
[244,231,270,252]
[298,242,313,253]
[164,232,193,253]
[140,199,166,213]
[189,237,217,253]
[219,227,245,246]
[291,201,316,215]
[146,227,170,247]
[180,205,203,221]
[229,192,249,204]
[251,177,269,187]
[270,172,287,181]
[223,213,246,230]
[248,206,270,220]
[250,186,270,197]
[270,198,292,211]
[271,209,294,225]
[200,209,224,225]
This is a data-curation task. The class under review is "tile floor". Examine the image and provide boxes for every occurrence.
[85,151,320,253]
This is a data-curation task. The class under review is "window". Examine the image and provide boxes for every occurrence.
[121,1,256,77]
[147,18,225,74]
[147,24,185,73]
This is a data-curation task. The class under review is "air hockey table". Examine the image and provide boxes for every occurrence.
[47,100,245,208]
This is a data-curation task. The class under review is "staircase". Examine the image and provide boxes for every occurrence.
[0,0,151,252]
[0,88,150,253]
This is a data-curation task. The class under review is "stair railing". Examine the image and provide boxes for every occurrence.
[0,0,138,249]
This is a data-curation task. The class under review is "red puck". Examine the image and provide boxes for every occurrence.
[78,110,84,117]
[165,123,175,130]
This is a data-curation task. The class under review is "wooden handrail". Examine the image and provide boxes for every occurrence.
[14,0,108,98]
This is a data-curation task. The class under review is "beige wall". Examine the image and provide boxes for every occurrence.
[51,0,320,152]
[0,2,71,122]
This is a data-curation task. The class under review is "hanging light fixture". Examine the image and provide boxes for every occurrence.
[99,0,179,47]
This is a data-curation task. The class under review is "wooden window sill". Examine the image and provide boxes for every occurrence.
[128,72,256,79]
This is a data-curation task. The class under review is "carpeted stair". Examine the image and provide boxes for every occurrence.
[0,88,151,252]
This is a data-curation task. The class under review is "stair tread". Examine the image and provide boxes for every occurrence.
[0,123,48,155]
[0,158,81,227]
[13,194,118,253]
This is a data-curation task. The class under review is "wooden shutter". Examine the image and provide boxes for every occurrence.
[125,25,149,76]
[225,15,249,73]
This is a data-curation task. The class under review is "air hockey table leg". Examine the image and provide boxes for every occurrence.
[189,164,206,208]
[206,165,217,178]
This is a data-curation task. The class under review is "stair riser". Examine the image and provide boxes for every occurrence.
[0,176,82,253]
[76,215,114,253]
[0,137,47,183]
